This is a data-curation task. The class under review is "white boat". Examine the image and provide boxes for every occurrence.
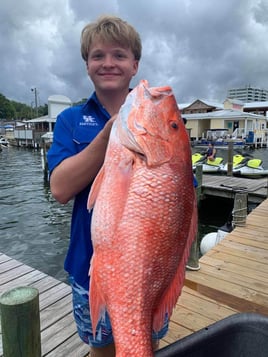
[192,152,206,171]
[221,154,248,174]
[0,137,9,147]
[233,158,268,178]
[221,154,268,177]
[192,152,225,173]
[202,157,225,173]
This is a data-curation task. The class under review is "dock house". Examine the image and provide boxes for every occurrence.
[13,95,72,148]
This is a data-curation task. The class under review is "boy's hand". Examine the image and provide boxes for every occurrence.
[101,114,117,140]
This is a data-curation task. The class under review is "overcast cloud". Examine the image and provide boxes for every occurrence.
[1,0,268,107]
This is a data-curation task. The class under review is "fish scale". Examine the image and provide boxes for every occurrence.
[88,79,197,356]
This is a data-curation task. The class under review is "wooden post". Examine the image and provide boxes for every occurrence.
[41,141,49,182]
[0,286,41,357]
[232,192,248,227]
[186,165,202,271]
[227,142,233,176]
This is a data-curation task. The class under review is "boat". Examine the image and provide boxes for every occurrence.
[221,154,248,174]
[233,158,268,178]
[221,154,268,177]
[193,138,246,149]
[192,152,225,173]
[202,157,225,173]
[0,137,9,147]
[192,152,206,170]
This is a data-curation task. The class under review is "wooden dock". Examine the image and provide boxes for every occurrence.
[0,255,89,357]
[1,198,268,354]
[160,197,268,348]
[201,174,268,203]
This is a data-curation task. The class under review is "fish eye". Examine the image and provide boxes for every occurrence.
[171,122,178,129]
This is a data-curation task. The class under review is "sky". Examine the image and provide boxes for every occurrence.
[1,0,268,107]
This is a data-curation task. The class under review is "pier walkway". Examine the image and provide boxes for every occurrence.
[1,198,268,354]
[161,197,268,348]
[201,174,268,203]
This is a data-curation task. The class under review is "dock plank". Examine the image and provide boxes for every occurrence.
[41,316,78,355]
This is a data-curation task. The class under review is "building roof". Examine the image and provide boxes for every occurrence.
[24,115,56,123]
[243,101,268,108]
[183,109,267,120]
[180,98,268,111]
[48,94,72,104]
[179,99,224,111]
[224,98,244,106]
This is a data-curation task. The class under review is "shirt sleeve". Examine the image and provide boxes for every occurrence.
[47,109,77,173]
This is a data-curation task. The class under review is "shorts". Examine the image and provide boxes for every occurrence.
[69,276,169,347]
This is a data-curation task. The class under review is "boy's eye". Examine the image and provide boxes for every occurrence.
[92,53,103,59]
[114,52,126,59]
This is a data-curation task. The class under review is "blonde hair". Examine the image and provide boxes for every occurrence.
[80,15,142,62]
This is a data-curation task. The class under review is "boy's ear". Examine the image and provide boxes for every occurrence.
[132,60,139,76]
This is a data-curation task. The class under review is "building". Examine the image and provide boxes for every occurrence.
[223,98,268,118]
[227,86,268,102]
[243,101,268,117]
[13,95,72,148]
[180,99,268,147]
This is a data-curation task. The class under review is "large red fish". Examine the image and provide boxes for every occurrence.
[87,80,197,356]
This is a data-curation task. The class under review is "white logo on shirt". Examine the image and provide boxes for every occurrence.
[80,115,98,126]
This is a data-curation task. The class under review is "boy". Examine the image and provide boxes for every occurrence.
[47,15,168,357]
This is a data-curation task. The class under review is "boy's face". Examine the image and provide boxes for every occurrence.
[86,40,139,93]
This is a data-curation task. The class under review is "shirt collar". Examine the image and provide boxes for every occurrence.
[82,92,110,118]
[82,89,133,116]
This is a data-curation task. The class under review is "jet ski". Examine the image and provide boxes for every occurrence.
[221,154,248,174]
[192,152,224,173]
[202,157,225,173]
[192,152,206,171]
[233,158,268,178]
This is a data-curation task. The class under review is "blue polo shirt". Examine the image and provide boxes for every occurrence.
[47,93,110,290]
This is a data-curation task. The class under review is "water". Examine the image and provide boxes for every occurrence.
[0,146,267,281]
[0,146,72,283]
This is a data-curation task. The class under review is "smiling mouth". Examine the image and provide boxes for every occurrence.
[99,72,120,75]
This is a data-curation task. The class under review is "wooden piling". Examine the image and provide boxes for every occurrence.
[41,142,49,182]
[186,165,202,271]
[0,286,41,357]
[232,192,248,227]
[227,141,233,176]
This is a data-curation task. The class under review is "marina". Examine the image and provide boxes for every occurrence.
[1,198,268,354]
[1,146,268,355]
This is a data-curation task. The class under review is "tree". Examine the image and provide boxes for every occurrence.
[0,94,16,119]
[0,93,48,120]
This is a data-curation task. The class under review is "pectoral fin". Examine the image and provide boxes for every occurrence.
[87,166,105,211]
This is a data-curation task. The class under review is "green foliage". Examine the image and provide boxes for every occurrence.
[0,94,48,120]
[0,94,16,119]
